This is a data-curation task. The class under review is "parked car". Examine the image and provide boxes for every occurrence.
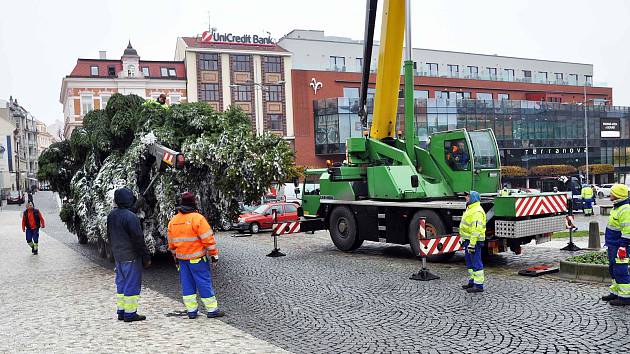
[6,191,24,205]
[596,184,613,198]
[233,202,299,234]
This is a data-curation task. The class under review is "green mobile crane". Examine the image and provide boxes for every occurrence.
[299,0,568,257]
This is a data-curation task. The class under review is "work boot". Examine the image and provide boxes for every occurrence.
[461,283,474,290]
[207,310,225,318]
[466,287,484,293]
[609,298,630,306]
[117,313,124,321]
[33,249,38,255]
[188,311,198,319]
[124,314,147,322]
[601,293,618,301]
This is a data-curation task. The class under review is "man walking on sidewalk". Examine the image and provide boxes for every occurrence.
[107,188,152,322]
[168,192,225,319]
[22,202,45,255]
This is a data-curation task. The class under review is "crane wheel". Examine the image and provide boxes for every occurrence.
[329,206,363,252]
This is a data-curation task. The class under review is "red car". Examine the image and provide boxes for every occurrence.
[234,202,299,233]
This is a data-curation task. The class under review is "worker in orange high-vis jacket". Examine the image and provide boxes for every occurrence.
[22,202,45,255]
[168,192,225,319]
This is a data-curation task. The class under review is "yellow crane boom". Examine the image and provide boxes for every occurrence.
[369,0,406,139]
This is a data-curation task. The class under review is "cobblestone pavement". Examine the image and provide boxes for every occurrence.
[0,206,286,353]
[20,192,630,353]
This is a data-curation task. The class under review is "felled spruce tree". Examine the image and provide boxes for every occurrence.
[38,93,296,252]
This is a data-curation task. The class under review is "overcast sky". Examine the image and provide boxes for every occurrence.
[1,0,629,126]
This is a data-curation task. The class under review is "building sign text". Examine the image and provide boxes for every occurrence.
[201,30,275,46]
[601,118,620,138]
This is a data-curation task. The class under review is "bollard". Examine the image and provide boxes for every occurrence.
[588,220,601,250]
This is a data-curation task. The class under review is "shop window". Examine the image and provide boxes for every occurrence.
[90,66,99,76]
[199,53,219,71]
[476,92,492,101]
[445,139,470,171]
[414,90,429,99]
[266,85,283,102]
[269,114,282,131]
[263,56,282,73]
[200,83,219,101]
[234,84,252,101]
[233,55,251,72]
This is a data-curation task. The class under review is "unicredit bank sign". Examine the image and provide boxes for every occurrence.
[201,30,275,46]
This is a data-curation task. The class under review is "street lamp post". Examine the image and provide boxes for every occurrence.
[583,84,589,185]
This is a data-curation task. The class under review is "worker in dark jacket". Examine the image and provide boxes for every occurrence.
[107,188,151,322]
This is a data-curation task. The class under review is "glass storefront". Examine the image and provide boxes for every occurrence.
[314,98,630,179]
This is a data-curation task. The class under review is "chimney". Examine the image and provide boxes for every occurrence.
[99,51,107,59]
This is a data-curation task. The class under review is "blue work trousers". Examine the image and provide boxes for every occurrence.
[179,257,218,315]
[463,240,485,289]
[25,229,39,245]
[607,245,630,298]
[115,258,143,319]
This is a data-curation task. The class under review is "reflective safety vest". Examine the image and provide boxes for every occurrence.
[459,201,486,245]
[168,211,218,260]
[605,199,630,248]
[581,187,593,200]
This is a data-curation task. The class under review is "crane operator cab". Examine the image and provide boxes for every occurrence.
[430,129,501,194]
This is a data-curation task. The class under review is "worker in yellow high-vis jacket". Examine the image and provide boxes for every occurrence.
[601,184,630,306]
[459,191,487,293]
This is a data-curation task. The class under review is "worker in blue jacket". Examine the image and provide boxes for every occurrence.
[601,184,630,306]
[107,188,152,322]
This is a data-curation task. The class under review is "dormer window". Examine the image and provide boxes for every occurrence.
[90,66,99,76]
[142,67,150,77]
[128,65,135,77]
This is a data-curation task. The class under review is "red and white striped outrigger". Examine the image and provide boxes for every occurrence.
[417,218,463,257]
[271,221,301,236]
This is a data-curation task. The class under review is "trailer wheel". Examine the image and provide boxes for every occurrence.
[329,206,363,251]
[408,210,454,261]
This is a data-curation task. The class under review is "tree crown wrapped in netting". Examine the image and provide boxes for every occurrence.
[39,94,296,252]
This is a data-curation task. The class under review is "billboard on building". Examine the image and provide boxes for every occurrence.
[601,118,620,138]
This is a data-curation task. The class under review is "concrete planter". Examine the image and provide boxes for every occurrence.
[559,260,610,283]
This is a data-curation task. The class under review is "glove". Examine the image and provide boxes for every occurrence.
[142,254,152,269]
[467,243,476,254]
[618,247,627,260]
[211,255,218,263]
